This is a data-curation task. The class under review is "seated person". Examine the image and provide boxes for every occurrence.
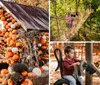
[62,46,83,85]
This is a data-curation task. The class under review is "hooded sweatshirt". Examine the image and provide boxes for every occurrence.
[62,57,79,76]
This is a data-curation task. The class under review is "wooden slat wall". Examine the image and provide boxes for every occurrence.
[50,43,100,62]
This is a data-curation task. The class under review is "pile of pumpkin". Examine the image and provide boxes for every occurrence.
[31,32,49,78]
[0,63,49,85]
[0,8,49,64]
[0,7,49,85]
[37,32,49,61]
[0,68,34,85]
[0,7,22,64]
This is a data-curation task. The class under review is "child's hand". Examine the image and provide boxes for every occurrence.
[73,62,80,66]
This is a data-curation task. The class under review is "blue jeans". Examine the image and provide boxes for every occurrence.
[63,75,83,85]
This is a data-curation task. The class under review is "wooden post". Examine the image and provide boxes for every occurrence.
[85,43,93,85]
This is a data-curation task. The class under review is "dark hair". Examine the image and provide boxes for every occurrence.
[64,46,74,54]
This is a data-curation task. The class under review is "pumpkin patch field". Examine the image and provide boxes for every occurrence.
[0,6,49,85]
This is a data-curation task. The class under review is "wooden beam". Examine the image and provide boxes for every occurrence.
[91,63,100,77]
[85,43,100,77]
[85,43,93,85]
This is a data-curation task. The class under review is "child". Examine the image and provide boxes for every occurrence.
[65,12,73,39]
[62,46,83,85]
[66,12,72,29]
[71,13,77,28]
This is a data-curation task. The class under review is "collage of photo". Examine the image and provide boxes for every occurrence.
[0,0,100,85]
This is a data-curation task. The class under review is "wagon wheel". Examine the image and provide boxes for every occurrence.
[54,79,70,85]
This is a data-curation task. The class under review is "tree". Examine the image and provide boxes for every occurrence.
[50,0,100,41]
[9,0,48,10]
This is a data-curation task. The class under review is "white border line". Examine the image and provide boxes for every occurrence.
[49,0,50,84]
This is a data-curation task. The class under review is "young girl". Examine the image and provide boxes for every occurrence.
[62,46,83,85]
[66,12,72,29]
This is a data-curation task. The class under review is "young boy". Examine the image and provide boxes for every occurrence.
[62,46,83,85]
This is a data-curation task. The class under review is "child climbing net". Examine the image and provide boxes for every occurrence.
[65,11,79,39]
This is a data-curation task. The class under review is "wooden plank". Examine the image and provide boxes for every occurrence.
[85,43,93,85]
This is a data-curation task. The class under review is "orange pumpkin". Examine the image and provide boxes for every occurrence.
[9,17,13,20]
[4,32,9,38]
[21,71,28,77]
[28,73,36,78]
[5,25,10,30]
[6,38,11,45]
[0,31,3,37]
[13,54,19,60]
[16,42,22,47]
[0,77,5,83]
[12,30,18,34]
[16,23,21,28]
[6,51,13,58]
[18,48,23,53]
[1,69,8,75]
[45,43,49,46]
[8,79,14,85]
[45,33,49,36]
[0,9,3,15]
[45,55,49,60]
[40,67,45,72]
[38,57,41,61]
[16,34,20,38]
[1,16,6,21]
[6,13,11,17]
[44,57,49,60]
[45,54,48,57]
[40,39,46,45]
[1,78,8,84]
[21,79,33,85]
[4,21,8,25]
[2,60,7,63]
[0,78,4,82]
[10,60,15,64]
[12,19,16,23]
[9,32,13,38]
[41,46,47,50]
[2,29,7,34]
[9,40,16,46]
[7,59,11,64]
[38,50,42,55]
[11,34,18,40]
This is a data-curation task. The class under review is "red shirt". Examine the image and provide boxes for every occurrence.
[62,57,79,76]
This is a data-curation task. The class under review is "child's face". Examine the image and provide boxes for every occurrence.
[66,49,75,59]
